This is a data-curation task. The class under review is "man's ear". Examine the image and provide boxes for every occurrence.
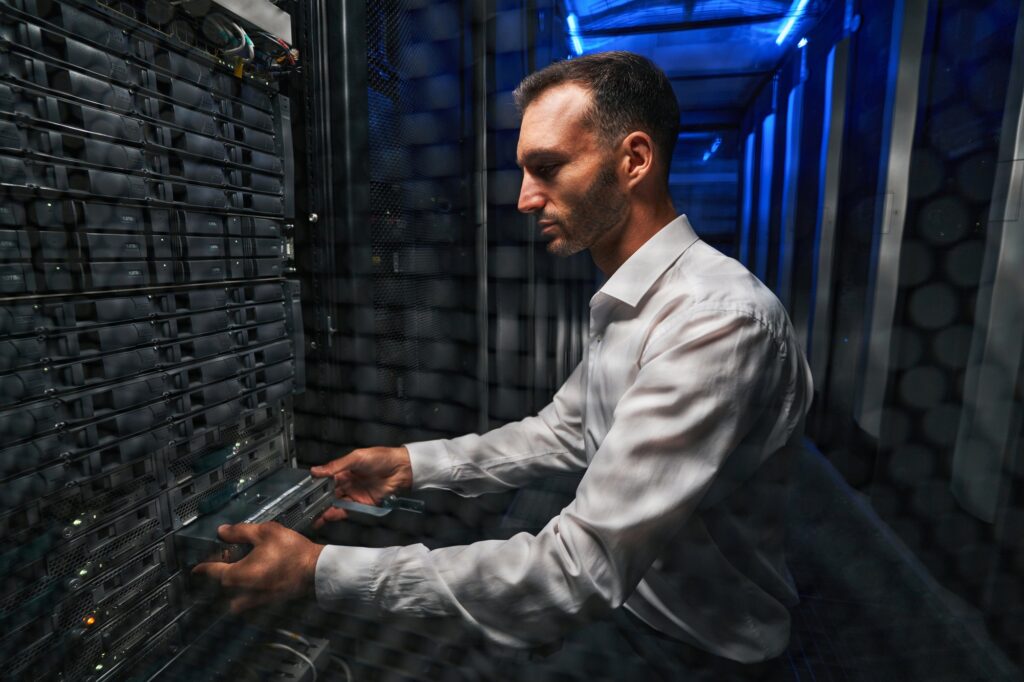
[621,131,656,188]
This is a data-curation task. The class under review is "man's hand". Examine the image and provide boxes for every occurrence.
[310,446,412,527]
[191,522,324,613]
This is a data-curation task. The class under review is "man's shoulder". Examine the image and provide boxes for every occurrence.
[648,240,790,334]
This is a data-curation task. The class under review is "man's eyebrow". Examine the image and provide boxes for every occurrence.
[517,150,566,168]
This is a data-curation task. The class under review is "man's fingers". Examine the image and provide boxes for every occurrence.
[216,522,262,545]
[192,560,231,581]
[314,506,348,529]
[228,591,273,614]
[310,455,357,478]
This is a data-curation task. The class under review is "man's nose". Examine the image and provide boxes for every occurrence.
[517,175,544,213]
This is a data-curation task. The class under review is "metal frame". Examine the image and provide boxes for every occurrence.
[756,112,776,280]
[952,6,1024,523]
[670,70,774,82]
[293,0,370,455]
[474,0,491,433]
[854,0,929,439]
[740,131,756,265]
[579,4,826,37]
[777,80,804,309]
[807,38,850,384]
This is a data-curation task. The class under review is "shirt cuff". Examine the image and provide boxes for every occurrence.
[314,544,394,612]
[404,439,453,491]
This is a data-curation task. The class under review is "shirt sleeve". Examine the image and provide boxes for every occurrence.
[403,360,589,494]
[316,310,789,648]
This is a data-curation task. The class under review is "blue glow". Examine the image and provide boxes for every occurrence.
[798,37,808,48]
[776,0,811,46]
[740,132,756,265]
[756,114,775,280]
[567,13,583,55]
[701,136,723,163]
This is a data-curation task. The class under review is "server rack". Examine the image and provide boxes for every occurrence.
[0,0,304,678]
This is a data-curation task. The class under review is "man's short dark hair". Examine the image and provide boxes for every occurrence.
[513,51,680,181]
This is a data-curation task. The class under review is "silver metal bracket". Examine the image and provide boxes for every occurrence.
[332,495,425,517]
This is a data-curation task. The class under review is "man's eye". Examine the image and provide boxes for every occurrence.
[536,164,558,178]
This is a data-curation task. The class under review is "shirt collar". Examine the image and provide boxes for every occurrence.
[594,215,699,308]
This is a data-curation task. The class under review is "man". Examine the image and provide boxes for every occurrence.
[195,51,813,679]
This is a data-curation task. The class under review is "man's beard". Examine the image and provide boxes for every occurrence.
[542,161,628,257]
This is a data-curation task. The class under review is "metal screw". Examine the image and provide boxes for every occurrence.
[308,213,319,224]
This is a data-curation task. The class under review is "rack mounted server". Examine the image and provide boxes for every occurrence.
[0,0,307,678]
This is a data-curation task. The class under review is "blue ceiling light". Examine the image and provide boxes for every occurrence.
[702,136,723,163]
[797,37,808,48]
[567,13,584,56]
[776,0,811,46]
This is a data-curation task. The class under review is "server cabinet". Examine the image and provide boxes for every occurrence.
[0,0,303,678]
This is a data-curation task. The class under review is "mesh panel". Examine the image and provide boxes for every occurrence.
[95,518,160,564]
[55,590,96,632]
[108,585,171,653]
[365,0,451,431]
[8,632,54,678]
[174,486,227,526]
[62,636,103,681]
[55,565,164,632]
[0,576,57,618]
[168,454,197,482]
[47,547,89,582]
[45,475,156,530]
[236,456,281,489]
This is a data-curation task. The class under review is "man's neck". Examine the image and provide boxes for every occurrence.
[589,198,678,276]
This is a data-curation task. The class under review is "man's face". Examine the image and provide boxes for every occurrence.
[516,84,628,256]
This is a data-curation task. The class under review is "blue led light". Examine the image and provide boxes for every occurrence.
[567,13,583,55]
[702,136,723,163]
[798,37,808,48]
[776,0,811,46]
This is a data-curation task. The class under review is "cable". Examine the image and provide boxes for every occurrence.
[264,642,317,682]
[274,628,312,648]
[330,655,354,682]
[223,32,254,62]
[204,14,254,62]
[257,31,298,65]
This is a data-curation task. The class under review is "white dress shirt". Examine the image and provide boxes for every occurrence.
[316,215,814,663]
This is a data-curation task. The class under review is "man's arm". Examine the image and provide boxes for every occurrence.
[310,361,588,525]
[315,310,806,647]
[405,359,588,495]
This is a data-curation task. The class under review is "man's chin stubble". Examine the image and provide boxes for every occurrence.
[545,237,584,257]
